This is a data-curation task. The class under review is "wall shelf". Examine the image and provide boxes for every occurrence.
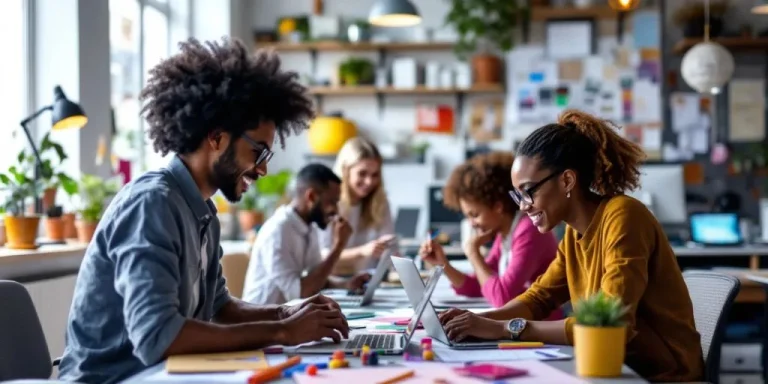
[308,85,504,96]
[256,41,455,52]
[530,5,618,21]
[672,37,768,55]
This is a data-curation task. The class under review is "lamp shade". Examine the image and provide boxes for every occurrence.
[368,0,421,27]
[607,0,642,11]
[681,42,735,95]
[51,86,88,131]
[752,0,768,14]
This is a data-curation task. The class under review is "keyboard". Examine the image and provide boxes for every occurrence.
[334,296,363,307]
[347,334,396,350]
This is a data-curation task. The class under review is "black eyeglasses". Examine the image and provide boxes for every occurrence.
[509,171,562,207]
[240,135,274,167]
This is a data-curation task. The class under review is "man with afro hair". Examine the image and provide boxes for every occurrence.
[59,37,349,384]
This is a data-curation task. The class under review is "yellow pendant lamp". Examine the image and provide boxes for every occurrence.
[607,0,642,11]
[307,113,358,155]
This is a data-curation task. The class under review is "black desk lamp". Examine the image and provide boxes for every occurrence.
[19,86,88,214]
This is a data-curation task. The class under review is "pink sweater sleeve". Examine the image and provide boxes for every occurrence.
[480,216,558,308]
[452,235,502,297]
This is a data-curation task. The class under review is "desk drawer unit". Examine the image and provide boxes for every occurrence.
[720,373,764,384]
[721,344,762,372]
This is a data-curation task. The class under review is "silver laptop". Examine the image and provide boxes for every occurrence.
[296,266,443,355]
[391,256,509,350]
[323,248,395,308]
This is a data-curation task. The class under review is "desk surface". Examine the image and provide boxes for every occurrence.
[125,270,646,383]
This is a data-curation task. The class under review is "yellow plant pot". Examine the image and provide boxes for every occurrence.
[4,215,41,250]
[307,115,358,155]
[574,324,626,377]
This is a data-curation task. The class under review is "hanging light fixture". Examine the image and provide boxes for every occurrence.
[752,0,768,14]
[368,0,422,27]
[680,0,734,94]
[607,0,642,11]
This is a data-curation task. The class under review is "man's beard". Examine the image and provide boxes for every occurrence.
[309,201,329,229]
[211,144,245,203]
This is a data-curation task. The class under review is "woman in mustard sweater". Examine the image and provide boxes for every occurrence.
[439,110,704,382]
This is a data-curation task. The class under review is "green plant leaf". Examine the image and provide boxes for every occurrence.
[573,291,629,327]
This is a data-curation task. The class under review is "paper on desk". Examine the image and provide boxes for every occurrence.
[433,342,571,363]
[294,360,587,384]
[164,350,267,373]
[145,370,254,382]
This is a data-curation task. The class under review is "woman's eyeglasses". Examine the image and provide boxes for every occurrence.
[509,171,562,207]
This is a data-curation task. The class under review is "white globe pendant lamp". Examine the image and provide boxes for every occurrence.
[680,0,734,94]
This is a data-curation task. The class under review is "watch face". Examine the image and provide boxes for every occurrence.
[509,319,525,333]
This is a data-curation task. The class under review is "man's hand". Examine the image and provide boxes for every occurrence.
[278,302,350,346]
[279,294,343,320]
[345,272,372,294]
[331,216,353,249]
[419,239,447,267]
[443,311,508,342]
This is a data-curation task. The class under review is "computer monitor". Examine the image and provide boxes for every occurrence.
[626,164,687,224]
[394,208,420,239]
[689,212,742,245]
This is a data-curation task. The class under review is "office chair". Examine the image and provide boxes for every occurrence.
[220,252,250,299]
[683,271,741,384]
[0,281,52,381]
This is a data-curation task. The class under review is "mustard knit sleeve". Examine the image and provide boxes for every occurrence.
[597,201,654,343]
[516,241,570,320]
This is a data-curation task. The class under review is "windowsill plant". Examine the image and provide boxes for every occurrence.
[75,174,120,243]
[0,156,44,249]
[572,291,630,377]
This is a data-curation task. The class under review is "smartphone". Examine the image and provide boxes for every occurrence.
[453,364,528,380]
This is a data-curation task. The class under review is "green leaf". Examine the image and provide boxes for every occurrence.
[573,291,629,327]
[0,174,9,185]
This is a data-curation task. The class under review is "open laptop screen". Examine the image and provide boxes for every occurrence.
[405,266,443,339]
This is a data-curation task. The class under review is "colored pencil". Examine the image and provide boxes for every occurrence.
[497,342,544,349]
[247,356,301,383]
[377,369,416,384]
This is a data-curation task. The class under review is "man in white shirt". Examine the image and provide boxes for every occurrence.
[244,163,371,305]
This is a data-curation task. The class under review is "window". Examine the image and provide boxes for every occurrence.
[109,0,189,177]
[0,0,30,174]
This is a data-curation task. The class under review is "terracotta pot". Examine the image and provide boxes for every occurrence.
[4,215,41,250]
[62,213,78,239]
[76,220,99,244]
[44,217,65,241]
[42,188,58,212]
[472,54,502,85]
[238,210,265,234]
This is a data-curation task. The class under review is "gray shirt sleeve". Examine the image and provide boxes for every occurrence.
[109,192,187,366]
[212,245,232,314]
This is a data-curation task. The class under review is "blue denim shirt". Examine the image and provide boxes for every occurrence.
[59,156,231,384]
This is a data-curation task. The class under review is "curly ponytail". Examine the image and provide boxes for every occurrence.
[517,109,645,196]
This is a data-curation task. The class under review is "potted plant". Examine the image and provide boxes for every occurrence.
[411,142,430,163]
[76,174,120,243]
[44,205,65,241]
[237,187,264,235]
[572,291,630,377]
[445,0,525,85]
[0,160,43,250]
[18,133,78,212]
[254,170,293,217]
[60,181,80,239]
[673,0,728,38]
[339,57,375,86]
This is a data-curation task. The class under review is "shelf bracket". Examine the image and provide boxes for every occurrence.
[376,93,385,119]
[310,49,318,82]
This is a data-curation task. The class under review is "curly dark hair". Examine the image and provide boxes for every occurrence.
[443,151,517,215]
[516,109,645,196]
[140,37,315,156]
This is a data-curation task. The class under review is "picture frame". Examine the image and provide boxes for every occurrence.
[545,18,596,60]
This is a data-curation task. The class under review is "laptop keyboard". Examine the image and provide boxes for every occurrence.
[347,334,396,350]
[335,296,363,307]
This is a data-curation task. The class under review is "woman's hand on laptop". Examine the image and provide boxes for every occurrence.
[443,312,507,342]
[278,302,350,345]
[437,308,469,324]
[360,239,389,259]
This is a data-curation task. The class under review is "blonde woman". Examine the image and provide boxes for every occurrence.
[318,137,396,273]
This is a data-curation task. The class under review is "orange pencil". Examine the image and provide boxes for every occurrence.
[248,355,301,384]
[377,369,415,384]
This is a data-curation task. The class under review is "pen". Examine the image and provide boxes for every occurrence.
[377,369,415,384]
[535,350,558,359]
[498,342,544,349]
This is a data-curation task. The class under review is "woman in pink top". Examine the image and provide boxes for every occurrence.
[420,152,560,314]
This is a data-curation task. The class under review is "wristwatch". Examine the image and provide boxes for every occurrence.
[506,318,528,341]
